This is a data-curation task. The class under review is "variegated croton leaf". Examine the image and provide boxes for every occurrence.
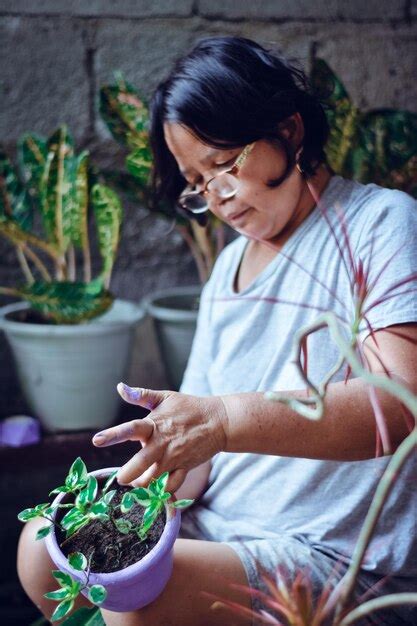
[99,73,150,151]
[42,125,76,254]
[15,279,113,324]
[91,184,123,284]
[0,147,33,231]
[311,58,417,198]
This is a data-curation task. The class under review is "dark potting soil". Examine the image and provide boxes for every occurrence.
[5,309,52,325]
[55,484,166,573]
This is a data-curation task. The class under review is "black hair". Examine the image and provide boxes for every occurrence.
[149,36,330,214]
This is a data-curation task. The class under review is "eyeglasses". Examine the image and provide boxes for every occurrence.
[177,142,256,214]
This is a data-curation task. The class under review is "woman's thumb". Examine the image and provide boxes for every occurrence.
[117,382,167,410]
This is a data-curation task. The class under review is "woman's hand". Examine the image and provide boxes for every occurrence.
[92,383,228,493]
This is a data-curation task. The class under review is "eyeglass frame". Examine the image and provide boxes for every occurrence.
[177,141,257,214]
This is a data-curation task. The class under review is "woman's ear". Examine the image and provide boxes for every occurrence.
[277,112,304,148]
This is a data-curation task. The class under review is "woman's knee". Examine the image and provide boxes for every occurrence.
[17,518,54,600]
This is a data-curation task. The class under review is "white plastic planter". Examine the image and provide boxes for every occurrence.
[0,300,145,432]
[144,286,201,390]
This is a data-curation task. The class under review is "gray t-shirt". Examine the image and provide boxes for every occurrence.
[180,174,417,577]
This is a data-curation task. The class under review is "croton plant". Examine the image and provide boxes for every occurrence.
[0,126,122,323]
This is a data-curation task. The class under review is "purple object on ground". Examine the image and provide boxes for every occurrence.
[0,415,41,447]
[45,467,182,612]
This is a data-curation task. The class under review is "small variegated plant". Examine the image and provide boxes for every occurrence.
[0,126,123,323]
[45,555,106,623]
[18,457,193,622]
[118,471,193,540]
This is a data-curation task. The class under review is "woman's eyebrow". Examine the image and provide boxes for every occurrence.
[180,149,233,178]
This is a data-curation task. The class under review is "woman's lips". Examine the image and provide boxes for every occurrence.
[228,207,252,222]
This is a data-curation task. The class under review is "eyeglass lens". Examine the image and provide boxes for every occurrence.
[180,172,238,213]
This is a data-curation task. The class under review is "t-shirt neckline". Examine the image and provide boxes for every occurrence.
[230,174,343,295]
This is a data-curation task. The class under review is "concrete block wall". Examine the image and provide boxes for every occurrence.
[0,1,416,415]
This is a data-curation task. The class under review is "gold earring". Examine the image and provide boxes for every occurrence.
[295,148,303,174]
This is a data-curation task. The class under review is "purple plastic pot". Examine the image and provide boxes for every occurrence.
[44,467,181,612]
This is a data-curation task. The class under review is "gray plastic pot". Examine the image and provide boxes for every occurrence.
[144,285,201,390]
[0,299,145,433]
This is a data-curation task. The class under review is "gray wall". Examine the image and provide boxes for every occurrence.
[1,1,416,415]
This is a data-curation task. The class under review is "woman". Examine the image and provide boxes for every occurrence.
[18,36,417,626]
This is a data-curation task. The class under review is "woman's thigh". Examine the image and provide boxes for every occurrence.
[101,538,252,626]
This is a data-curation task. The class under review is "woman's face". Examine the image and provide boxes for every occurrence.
[163,118,318,244]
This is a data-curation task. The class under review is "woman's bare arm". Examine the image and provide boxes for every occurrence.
[220,323,417,460]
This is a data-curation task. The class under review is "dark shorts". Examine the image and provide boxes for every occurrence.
[179,520,415,626]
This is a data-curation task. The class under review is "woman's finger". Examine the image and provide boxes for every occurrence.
[117,383,169,410]
[92,417,154,447]
[116,442,161,485]
[129,461,161,488]
[167,468,188,494]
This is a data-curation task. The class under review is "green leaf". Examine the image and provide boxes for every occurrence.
[354,109,417,195]
[17,132,47,217]
[14,279,114,324]
[87,585,107,605]
[68,552,88,571]
[311,58,360,176]
[44,587,71,601]
[42,125,75,254]
[102,489,116,505]
[66,518,90,537]
[52,570,74,588]
[70,151,89,249]
[51,598,75,622]
[120,492,136,513]
[18,507,39,522]
[156,472,169,493]
[99,77,149,149]
[142,500,161,529]
[148,480,162,499]
[36,524,53,540]
[60,607,104,626]
[126,146,152,187]
[0,147,33,231]
[77,476,98,507]
[18,503,50,522]
[69,458,89,486]
[171,499,194,509]
[91,184,122,284]
[131,487,151,506]
[70,580,82,597]
[102,470,118,494]
[89,500,108,517]
[114,518,133,534]
[61,507,87,531]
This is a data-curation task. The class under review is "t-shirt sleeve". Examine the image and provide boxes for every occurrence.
[356,190,417,342]
[179,279,213,396]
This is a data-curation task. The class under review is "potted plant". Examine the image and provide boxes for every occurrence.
[99,75,226,389]
[18,457,193,622]
[0,126,145,432]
